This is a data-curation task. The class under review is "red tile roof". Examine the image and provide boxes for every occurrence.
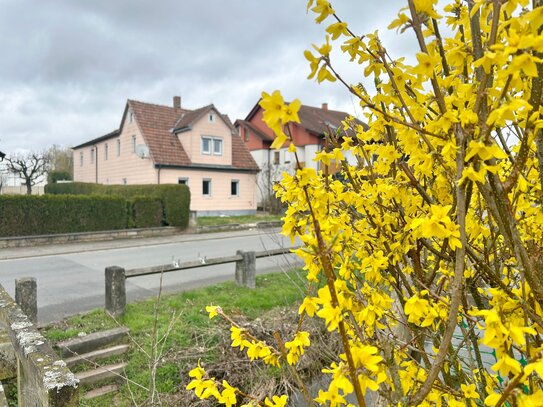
[128,100,191,166]
[128,99,258,171]
[240,101,367,142]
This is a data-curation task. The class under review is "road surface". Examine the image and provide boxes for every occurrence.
[0,229,301,324]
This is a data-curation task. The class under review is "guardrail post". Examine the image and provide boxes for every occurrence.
[235,251,256,289]
[15,277,37,324]
[105,266,126,317]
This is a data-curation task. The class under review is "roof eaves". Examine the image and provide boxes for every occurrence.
[72,129,120,149]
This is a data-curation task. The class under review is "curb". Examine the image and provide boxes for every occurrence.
[0,222,283,249]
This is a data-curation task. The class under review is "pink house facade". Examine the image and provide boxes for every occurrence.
[73,97,259,216]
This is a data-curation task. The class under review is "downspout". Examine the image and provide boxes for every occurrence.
[267,148,271,212]
[157,165,161,184]
[94,145,98,183]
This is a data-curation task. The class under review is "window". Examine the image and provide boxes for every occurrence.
[90,148,95,164]
[202,137,211,154]
[202,136,223,156]
[208,113,215,123]
[231,180,239,196]
[104,143,109,160]
[129,111,133,123]
[178,177,188,185]
[213,138,222,155]
[202,179,211,196]
[285,150,291,164]
[273,151,280,165]
[244,129,250,142]
[80,152,84,166]
[131,135,136,153]
[117,139,121,156]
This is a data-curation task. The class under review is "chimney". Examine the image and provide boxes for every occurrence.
[173,96,181,109]
[322,102,328,110]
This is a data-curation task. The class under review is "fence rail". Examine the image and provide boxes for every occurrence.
[106,246,299,317]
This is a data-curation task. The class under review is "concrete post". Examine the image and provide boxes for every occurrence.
[235,251,256,289]
[15,278,37,324]
[105,266,126,317]
[188,210,198,232]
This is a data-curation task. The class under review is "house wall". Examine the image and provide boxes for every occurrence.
[73,111,156,185]
[178,113,232,166]
[160,168,257,216]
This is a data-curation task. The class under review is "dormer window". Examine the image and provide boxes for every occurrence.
[202,136,223,156]
[208,113,215,123]
[129,111,134,123]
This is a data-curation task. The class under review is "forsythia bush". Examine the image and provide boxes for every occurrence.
[189,0,543,405]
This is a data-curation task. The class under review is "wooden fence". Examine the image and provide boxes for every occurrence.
[0,280,79,406]
[105,247,299,317]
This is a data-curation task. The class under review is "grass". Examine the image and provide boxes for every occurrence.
[197,213,283,227]
[40,269,306,406]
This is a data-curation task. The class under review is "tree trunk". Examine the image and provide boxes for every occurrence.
[25,179,32,195]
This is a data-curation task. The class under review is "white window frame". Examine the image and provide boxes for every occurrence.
[131,135,136,153]
[104,143,109,161]
[231,180,239,197]
[178,177,189,185]
[201,136,223,156]
[202,178,212,196]
[208,113,215,123]
[90,148,95,164]
[117,139,121,156]
[80,152,84,167]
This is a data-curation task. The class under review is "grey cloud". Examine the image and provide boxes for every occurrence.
[0,0,408,153]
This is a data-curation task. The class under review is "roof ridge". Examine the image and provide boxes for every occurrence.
[128,99,191,112]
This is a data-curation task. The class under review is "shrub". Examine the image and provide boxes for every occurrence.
[0,195,128,237]
[46,182,190,228]
[131,196,163,228]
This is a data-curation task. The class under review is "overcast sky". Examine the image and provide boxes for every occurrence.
[0,0,408,154]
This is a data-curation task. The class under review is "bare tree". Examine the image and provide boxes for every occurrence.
[46,144,73,183]
[4,152,49,194]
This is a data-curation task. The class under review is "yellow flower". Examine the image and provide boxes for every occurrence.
[461,383,479,399]
[205,305,221,319]
[326,22,349,40]
[218,380,237,407]
[414,52,440,78]
[264,395,288,407]
[311,0,335,23]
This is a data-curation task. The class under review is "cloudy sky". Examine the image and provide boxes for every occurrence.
[0,0,408,154]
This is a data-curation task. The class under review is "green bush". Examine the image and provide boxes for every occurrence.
[47,171,72,184]
[45,182,190,228]
[0,195,128,237]
[131,196,163,228]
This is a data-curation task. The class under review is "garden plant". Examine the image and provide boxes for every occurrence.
[188,0,543,405]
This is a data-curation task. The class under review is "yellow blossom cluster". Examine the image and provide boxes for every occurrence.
[188,0,543,406]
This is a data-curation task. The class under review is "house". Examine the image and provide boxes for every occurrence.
[235,101,366,208]
[73,97,259,216]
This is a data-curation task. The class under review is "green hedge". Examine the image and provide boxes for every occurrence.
[45,183,190,228]
[0,195,128,237]
[131,196,163,228]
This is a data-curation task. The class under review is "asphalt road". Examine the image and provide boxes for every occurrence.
[0,228,301,324]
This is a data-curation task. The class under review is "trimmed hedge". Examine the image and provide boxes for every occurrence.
[45,183,190,228]
[0,195,128,237]
[131,196,163,228]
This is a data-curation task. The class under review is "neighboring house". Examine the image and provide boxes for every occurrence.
[73,97,259,216]
[235,101,366,208]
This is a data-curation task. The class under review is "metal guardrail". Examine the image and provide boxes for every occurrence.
[124,246,299,278]
[106,246,300,317]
